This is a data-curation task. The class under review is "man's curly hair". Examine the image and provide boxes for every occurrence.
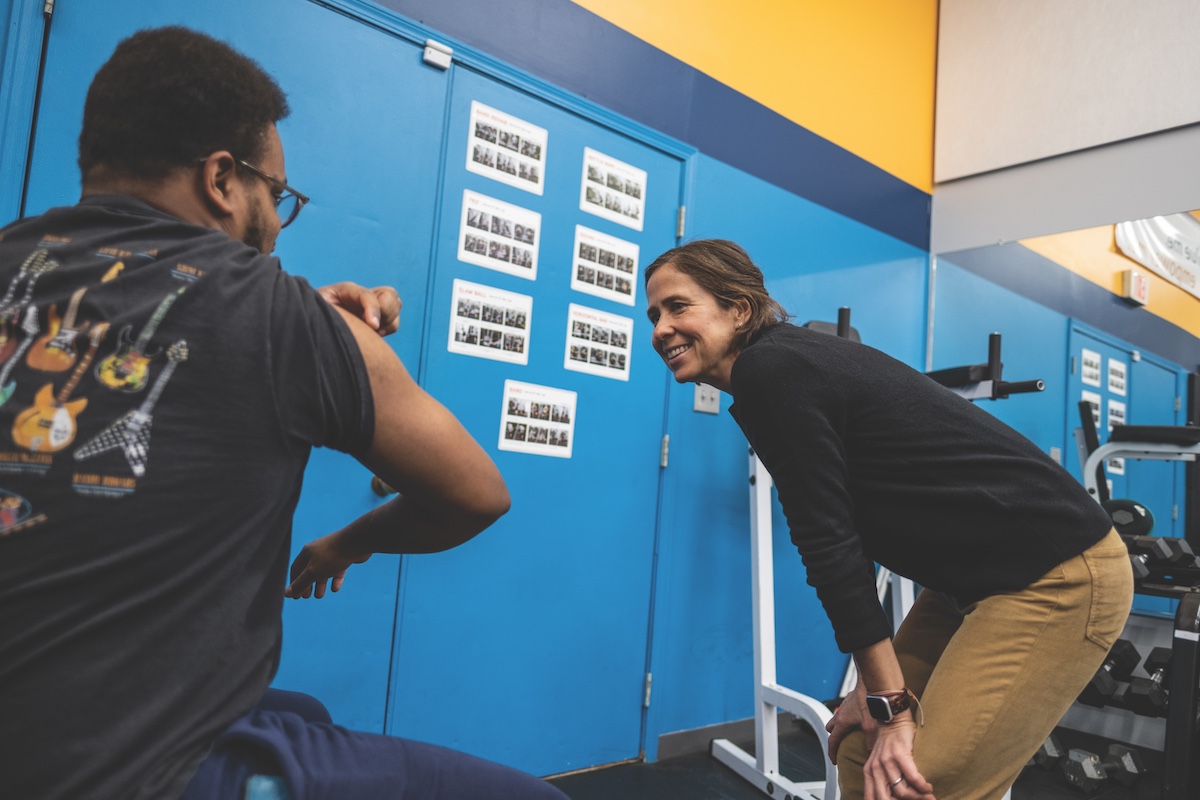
[78,26,290,180]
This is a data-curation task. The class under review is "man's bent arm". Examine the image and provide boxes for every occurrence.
[286,306,509,599]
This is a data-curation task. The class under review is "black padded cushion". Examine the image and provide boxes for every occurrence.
[1109,424,1200,446]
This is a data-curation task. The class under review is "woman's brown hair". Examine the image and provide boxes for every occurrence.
[645,239,789,350]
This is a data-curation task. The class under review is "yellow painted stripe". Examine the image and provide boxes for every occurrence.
[1021,227,1200,340]
[570,0,937,192]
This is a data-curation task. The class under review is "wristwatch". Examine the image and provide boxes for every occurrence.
[865,688,914,723]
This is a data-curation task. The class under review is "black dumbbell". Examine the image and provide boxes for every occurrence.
[1078,639,1140,707]
[1105,499,1154,537]
[1026,734,1066,769]
[1061,744,1146,793]
[1127,535,1199,568]
[1121,646,1171,717]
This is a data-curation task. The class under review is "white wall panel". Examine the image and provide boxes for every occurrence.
[936,0,1200,182]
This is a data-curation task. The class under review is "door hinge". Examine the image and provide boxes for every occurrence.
[1070,356,1076,375]
[1176,396,1182,413]
[43,0,55,17]
[659,434,669,468]
[1173,504,1180,521]
[643,673,653,708]
[676,206,686,239]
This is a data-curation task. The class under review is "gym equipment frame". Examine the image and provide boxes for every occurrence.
[1075,407,1200,800]
[710,450,839,800]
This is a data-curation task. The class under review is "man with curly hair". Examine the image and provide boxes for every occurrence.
[0,26,566,800]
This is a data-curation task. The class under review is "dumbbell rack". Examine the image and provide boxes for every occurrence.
[1131,583,1200,800]
[1074,420,1200,799]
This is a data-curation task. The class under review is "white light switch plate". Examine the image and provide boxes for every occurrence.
[694,383,720,414]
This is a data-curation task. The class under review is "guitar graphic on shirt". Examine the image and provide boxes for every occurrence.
[12,323,110,452]
[0,249,59,316]
[0,306,41,407]
[28,287,90,373]
[95,286,187,393]
[74,340,188,477]
[0,309,22,366]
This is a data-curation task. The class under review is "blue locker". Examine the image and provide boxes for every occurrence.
[1066,324,1186,617]
[387,64,686,773]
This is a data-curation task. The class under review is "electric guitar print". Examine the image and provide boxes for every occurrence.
[12,323,110,453]
[27,287,90,373]
[0,307,41,407]
[0,249,59,316]
[95,286,187,393]
[74,340,187,477]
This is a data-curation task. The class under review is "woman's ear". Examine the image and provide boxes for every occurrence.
[735,298,752,329]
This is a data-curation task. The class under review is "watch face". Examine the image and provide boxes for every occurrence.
[865,694,891,722]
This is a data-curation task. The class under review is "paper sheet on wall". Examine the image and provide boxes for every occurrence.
[458,190,541,280]
[499,380,576,458]
[564,304,633,382]
[467,101,547,195]
[1108,358,1127,397]
[1081,349,1102,388]
[1081,390,1102,429]
[571,225,638,306]
[579,147,646,231]
[1107,399,1126,475]
[448,279,531,365]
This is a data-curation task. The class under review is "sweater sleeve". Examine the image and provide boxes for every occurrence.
[730,342,892,653]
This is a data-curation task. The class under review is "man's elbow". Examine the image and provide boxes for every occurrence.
[475,481,511,528]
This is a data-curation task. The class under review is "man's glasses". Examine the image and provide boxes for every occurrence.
[193,157,310,228]
[235,160,309,229]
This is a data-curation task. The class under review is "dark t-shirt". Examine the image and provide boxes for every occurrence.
[729,324,1112,653]
[0,196,374,800]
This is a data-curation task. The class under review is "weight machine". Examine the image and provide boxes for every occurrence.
[1075,403,1200,800]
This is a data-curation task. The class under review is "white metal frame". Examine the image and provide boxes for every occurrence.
[1082,440,1200,499]
[711,452,839,800]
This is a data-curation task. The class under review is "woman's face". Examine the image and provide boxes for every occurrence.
[646,263,748,392]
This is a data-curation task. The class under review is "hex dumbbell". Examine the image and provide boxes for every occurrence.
[1078,639,1140,708]
[1105,499,1154,538]
[1121,646,1171,717]
[1025,734,1066,769]
[1061,744,1146,793]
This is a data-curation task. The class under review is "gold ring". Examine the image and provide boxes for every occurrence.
[890,776,904,787]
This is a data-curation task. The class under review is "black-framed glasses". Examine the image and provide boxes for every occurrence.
[236,160,310,229]
[193,157,310,228]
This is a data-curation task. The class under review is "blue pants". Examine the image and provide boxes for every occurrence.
[182,690,569,800]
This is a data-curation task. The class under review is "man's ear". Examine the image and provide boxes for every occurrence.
[196,151,239,217]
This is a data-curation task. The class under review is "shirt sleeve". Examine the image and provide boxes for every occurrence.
[266,271,375,457]
[730,342,892,653]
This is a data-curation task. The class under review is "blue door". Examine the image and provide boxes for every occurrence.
[1066,325,1185,617]
[386,65,685,774]
[16,0,450,731]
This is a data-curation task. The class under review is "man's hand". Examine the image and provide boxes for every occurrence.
[318,282,401,335]
[285,528,373,599]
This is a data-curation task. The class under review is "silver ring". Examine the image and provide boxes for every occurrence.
[889,776,904,787]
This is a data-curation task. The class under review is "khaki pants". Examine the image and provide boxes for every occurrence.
[836,529,1133,800]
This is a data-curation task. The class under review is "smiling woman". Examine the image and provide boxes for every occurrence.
[642,238,1132,800]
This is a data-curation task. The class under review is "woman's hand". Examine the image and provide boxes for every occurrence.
[826,682,871,764]
[863,713,935,800]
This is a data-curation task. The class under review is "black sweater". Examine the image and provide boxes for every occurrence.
[728,324,1112,653]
